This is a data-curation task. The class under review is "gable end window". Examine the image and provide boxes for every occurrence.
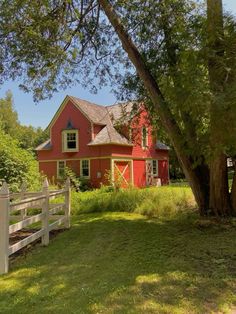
[62,130,78,152]
[57,160,66,179]
[142,127,148,148]
[81,159,90,178]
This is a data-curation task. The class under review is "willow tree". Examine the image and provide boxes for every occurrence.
[0,0,236,216]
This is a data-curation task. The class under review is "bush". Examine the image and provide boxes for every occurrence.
[0,129,42,191]
[69,186,196,218]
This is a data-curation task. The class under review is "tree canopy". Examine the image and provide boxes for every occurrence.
[0,92,48,151]
[0,92,47,190]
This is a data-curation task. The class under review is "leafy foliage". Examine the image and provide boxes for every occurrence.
[0,92,47,191]
[1,1,235,159]
[0,129,42,191]
[0,91,48,151]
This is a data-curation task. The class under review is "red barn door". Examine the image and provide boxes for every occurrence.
[114,161,131,188]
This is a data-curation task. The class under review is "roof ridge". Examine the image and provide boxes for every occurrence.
[69,95,105,109]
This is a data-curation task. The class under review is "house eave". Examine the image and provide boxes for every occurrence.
[87,142,133,147]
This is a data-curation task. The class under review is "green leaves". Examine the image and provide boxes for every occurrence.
[0,129,42,191]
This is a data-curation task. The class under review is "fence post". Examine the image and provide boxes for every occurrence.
[0,182,10,274]
[41,178,49,246]
[65,178,71,229]
[20,181,27,220]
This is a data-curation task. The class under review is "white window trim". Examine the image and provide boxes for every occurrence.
[80,159,90,179]
[142,127,148,149]
[57,160,66,179]
[62,130,79,152]
[151,159,158,176]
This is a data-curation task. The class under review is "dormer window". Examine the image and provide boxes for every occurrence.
[142,127,148,148]
[62,130,78,152]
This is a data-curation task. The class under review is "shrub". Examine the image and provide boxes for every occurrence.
[0,129,42,191]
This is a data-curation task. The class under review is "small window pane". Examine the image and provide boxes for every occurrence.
[152,160,158,175]
[58,161,65,178]
[82,160,89,177]
[67,140,76,149]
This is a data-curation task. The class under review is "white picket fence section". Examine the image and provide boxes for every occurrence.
[0,178,71,274]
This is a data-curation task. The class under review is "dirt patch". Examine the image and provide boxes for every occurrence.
[9,228,66,260]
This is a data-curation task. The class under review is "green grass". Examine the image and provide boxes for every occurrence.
[1,212,236,314]
[64,186,196,218]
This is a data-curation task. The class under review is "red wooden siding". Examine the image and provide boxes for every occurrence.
[133,160,146,187]
[158,160,169,185]
[39,162,57,185]
[66,160,80,176]
[90,159,111,188]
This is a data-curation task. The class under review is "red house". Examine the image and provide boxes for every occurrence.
[36,95,169,188]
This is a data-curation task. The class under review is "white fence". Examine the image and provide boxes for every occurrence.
[0,178,71,274]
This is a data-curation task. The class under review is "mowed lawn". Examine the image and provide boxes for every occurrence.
[0,212,236,314]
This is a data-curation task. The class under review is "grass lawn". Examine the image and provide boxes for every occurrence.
[1,212,236,314]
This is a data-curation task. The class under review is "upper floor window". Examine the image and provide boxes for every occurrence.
[62,130,78,152]
[81,159,90,178]
[142,127,148,148]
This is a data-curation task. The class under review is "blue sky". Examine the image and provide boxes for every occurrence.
[0,0,236,128]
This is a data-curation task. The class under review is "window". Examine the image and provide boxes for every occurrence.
[152,160,158,176]
[57,161,66,178]
[142,127,148,148]
[62,130,78,152]
[81,159,90,178]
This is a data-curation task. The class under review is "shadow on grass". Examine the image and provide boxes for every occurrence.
[0,212,236,314]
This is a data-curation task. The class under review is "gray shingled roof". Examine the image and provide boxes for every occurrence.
[35,139,52,151]
[156,141,170,150]
[107,102,134,122]
[70,96,109,125]
[88,122,133,146]
[70,97,133,146]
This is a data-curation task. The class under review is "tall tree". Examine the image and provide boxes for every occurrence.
[0,91,19,137]
[0,0,236,216]
[0,92,48,151]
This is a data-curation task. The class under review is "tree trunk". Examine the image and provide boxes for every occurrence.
[209,154,231,216]
[207,0,233,216]
[231,161,236,213]
[98,0,210,215]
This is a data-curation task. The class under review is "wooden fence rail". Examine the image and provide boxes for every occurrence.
[0,178,71,275]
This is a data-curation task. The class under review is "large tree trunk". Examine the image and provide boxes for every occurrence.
[98,0,210,215]
[209,154,231,216]
[207,0,232,216]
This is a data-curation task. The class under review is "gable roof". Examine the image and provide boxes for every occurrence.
[38,96,167,149]
[88,121,132,147]
[46,95,109,132]
[69,96,110,125]
[44,96,135,147]
[107,102,134,122]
